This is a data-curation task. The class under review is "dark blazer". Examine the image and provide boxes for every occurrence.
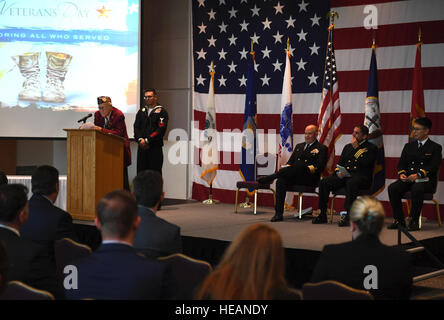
[65,243,171,300]
[311,234,412,300]
[20,194,77,250]
[94,107,131,167]
[397,139,442,189]
[0,227,58,297]
[134,206,182,259]
[286,140,328,186]
[336,140,378,182]
[133,105,169,148]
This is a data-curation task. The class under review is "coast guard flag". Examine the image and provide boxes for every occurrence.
[409,35,425,142]
[201,70,219,185]
[364,45,385,196]
[239,51,257,194]
[278,49,294,207]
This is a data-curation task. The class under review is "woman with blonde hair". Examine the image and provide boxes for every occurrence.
[311,196,413,299]
[196,223,300,300]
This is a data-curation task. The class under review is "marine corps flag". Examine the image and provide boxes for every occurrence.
[239,50,257,195]
[364,43,385,196]
[409,29,425,142]
[200,66,218,185]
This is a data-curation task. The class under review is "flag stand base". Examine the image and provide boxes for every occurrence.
[202,184,219,204]
[239,197,253,208]
[202,198,218,205]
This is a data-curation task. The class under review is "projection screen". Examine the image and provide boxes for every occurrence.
[0,0,139,138]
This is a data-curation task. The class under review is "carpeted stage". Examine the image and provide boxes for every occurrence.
[74,200,444,294]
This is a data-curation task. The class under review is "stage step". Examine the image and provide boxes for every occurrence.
[407,246,425,254]
[413,269,444,283]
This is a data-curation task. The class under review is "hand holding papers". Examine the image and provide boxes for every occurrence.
[336,165,351,178]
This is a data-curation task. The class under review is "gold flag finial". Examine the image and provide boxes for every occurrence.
[251,39,254,53]
[418,27,422,43]
[287,37,290,50]
[210,61,215,74]
[372,32,376,49]
[326,11,339,27]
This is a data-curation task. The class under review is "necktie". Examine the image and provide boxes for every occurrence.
[105,117,109,129]
[418,142,422,149]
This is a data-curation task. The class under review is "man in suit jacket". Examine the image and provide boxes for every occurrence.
[258,125,328,222]
[388,117,442,231]
[132,170,182,258]
[311,196,412,300]
[65,190,171,300]
[20,165,77,252]
[313,125,377,226]
[0,184,58,297]
[134,89,169,174]
[81,96,132,190]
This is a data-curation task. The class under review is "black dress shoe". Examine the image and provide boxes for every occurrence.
[408,220,420,231]
[270,214,283,222]
[338,214,350,227]
[312,214,327,224]
[387,220,406,230]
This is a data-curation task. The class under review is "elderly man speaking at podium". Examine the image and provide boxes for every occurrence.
[80,96,131,190]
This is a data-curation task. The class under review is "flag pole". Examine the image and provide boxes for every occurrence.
[239,41,255,209]
[203,61,219,205]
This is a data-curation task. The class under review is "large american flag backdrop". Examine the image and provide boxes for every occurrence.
[191,0,444,220]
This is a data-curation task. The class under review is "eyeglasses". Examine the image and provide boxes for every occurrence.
[144,96,154,99]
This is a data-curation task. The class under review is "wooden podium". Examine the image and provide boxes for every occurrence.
[64,129,124,221]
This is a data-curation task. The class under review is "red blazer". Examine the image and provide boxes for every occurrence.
[94,107,131,167]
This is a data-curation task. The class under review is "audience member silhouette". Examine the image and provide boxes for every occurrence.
[65,190,171,300]
[311,196,413,299]
[133,170,182,258]
[0,184,58,297]
[0,171,7,186]
[196,223,301,300]
[20,165,77,253]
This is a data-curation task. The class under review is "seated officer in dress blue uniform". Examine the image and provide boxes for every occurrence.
[313,125,377,227]
[388,117,442,231]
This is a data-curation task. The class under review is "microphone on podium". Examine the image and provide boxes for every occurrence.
[78,113,93,124]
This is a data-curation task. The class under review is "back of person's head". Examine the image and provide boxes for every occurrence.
[132,170,163,208]
[0,171,7,186]
[31,165,59,195]
[414,117,432,130]
[96,190,138,239]
[0,241,8,295]
[0,184,28,224]
[197,223,286,300]
[350,196,385,237]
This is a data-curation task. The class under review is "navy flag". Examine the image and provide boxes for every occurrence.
[364,44,386,196]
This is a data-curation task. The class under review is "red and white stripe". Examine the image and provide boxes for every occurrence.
[191,0,444,220]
